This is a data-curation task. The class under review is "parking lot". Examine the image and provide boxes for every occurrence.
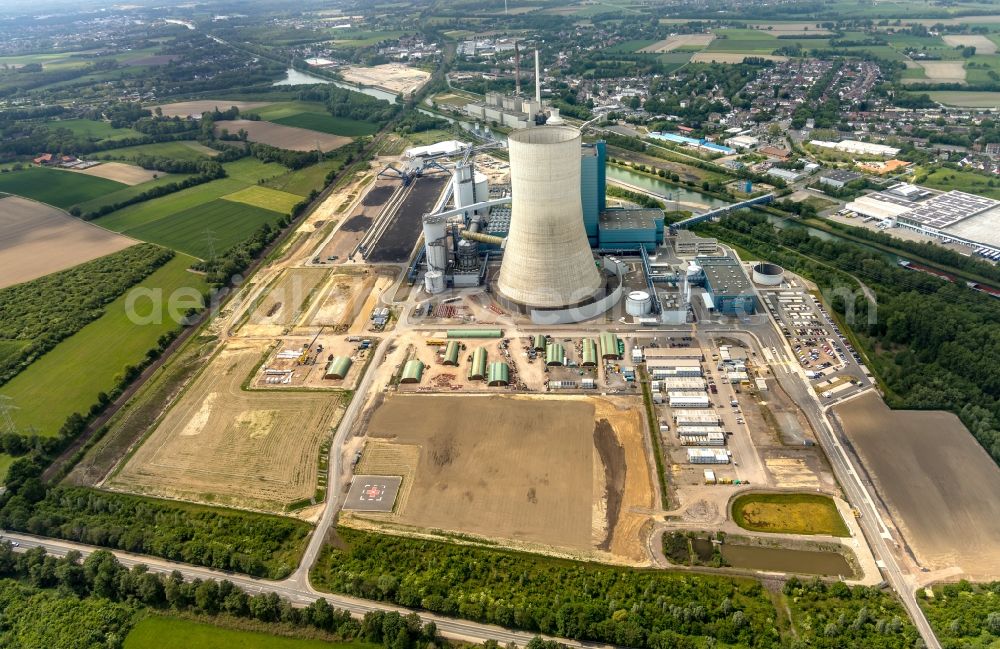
[758,286,872,402]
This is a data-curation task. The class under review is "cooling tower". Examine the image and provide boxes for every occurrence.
[497,126,603,309]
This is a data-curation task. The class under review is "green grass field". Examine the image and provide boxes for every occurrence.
[97,141,218,163]
[264,159,340,196]
[0,167,126,209]
[49,118,141,141]
[919,166,1000,199]
[926,90,1000,107]
[222,186,302,213]
[74,173,195,214]
[0,254,207,436]
[124,199,285,259]
[94,177,249,231]
[125,616,379,649]
[247,101,379,136]
[223,158,288,184]
[0,453,13,484]
[731,493,850,537]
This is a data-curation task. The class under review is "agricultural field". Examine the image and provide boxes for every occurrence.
[0,166,126,209]
[223,185,303,213]
[151,100,274,118]
[123,199,287,259]
[347,393,654,561]
[691,52,787,64]
[96,140,218,163]
[264,158,342,196]
[926,90,1000,107]
[910,61,967,84]
[46,118,140,142]
[0,195,136,288]
[125,617,377,649]
[247,101,378,137]
[919,166,1000,199]
[833,392,1000,580]
[639,33,715,53]
[731,492,850,537]
[215,120,351,152]
[93,158,292,258]
[941,33,997,54]
[73,173,196,215]
[0,254,207,436]
[70,161,161,186]
[109,341,344,512]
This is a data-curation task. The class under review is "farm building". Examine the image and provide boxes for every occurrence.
[401,359,425,383]
[487,361,510,386]
[324,357,352,380]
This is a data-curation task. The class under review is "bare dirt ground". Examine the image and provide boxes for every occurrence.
[214,120,351,152]
[151,100,274,117]
[109,341,344,513]
[833,391,1000,580]
[340,64,431,96]
[912,61,967,83]
[345,394,654,561]
[639,34,715,52]
[308,271,372,328]
[942,34,997,55]
[0,196,137,288]
[239,267,330,336]
[691,53,787,63]
[70,161,162,185]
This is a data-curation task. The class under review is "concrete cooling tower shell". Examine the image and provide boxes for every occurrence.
[497,126,602,309]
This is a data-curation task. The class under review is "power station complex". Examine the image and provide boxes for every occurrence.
[416,122,761,323]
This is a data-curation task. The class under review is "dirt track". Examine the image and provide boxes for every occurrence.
[0,196,136,288]
[834,392,1000,580]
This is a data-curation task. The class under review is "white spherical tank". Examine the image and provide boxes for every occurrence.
[752,262,784,286]
[424,270,446,294]
[686,261,702,279]
[625,290,652,316]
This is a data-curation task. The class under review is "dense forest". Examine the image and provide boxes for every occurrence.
[0,244,173,386]
[700,212,1000,465]
[919,580,1000,648]
[0,487,310,579]
[0,541,449,649]
[311,528,918,649]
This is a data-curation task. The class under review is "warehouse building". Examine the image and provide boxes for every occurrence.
[468,348,488,380]
[766,167,804,183]
[324,357,352,380]
[400,359,425,383]
[642,348,705,361]
[698,254,757,315]
[818,169,862,189]
[810,139,899,157]
[545,343,566,366]
[598,208,664,251]
[581,338,598,366]
[647,358,702,378]
[674,230,719,255]
[599,332,622,359]
[443,341,461,366]
[669,393,711,408]
[487,361,510,386]
[674,409,722,426]
[680,433,726,446]
[687,448,731,464]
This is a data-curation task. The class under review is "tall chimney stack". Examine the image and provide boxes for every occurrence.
[534,49,541,104]
[514,42,521,96]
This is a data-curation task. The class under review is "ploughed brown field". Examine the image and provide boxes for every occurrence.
[834,392,1000,580]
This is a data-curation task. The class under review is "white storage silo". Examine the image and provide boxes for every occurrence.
[424,270,446,294]
[497,126,602,309]
[625,291,652,316]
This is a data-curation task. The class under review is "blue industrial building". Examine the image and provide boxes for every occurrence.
[697,255,757,315]
[598,208,663,252]
[580,141,606,246]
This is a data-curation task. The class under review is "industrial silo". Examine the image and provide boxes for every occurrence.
[497,126,602,309]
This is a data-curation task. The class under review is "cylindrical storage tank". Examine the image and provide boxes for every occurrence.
[625,290,652,316]
[686,262,702,279]
[752,262,784,286]
[423,219,448,272]
[473,172,489,205]
[424,270,445,294]
[497,126,602,308]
